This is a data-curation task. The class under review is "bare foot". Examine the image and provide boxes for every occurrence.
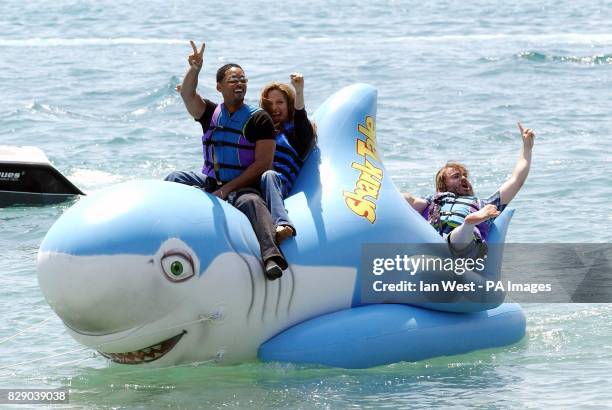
[464,204,500,225]
[275,225,295,244]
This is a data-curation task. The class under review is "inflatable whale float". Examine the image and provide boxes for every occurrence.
[37,84,526,368]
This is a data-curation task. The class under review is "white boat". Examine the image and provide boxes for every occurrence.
[0,145,84,207]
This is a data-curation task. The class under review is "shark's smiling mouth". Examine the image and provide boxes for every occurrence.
[99,331,185,364]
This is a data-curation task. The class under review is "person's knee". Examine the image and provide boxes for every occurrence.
[261,170,277,179]
[164,171,184,182]
[233,192,262,211]
[261,170,280,185]
[259,170,280,193]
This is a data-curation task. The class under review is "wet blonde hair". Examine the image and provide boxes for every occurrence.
[435,161,469,192]
[259,82,296,122]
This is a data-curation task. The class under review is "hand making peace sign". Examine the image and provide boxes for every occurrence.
[188,40,205,71]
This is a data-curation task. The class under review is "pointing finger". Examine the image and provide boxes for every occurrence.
[517,122,524,134]
[190,40,198,54]
[199,42,205,56]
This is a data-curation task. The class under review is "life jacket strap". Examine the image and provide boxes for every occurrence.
[204,160,249,172]
[203,140,255,150]
[275,145,304,166]
[203,124,244,136]
[274,156,301,177]
[440,210,471,218]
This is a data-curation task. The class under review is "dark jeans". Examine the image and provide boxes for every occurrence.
[260,170,295,232]
[165,171,287,269]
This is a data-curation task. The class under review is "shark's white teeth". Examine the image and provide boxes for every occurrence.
[99,331,185,365]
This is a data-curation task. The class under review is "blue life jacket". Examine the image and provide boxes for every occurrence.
[273,122,303,192]
[427,192,490,242]
[201,104,261,183]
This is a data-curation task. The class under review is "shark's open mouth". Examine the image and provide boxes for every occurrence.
[99,331,185,364]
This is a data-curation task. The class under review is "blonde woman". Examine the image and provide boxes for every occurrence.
[259,73,316,244]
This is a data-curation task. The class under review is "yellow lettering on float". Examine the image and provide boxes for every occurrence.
[358,116,376,142]
[343,116,384,224]
[351,160,383,182]
[356,179,379,197]
[356,139,378,162]
[343,192,377,223]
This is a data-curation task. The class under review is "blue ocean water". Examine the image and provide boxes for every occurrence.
[1,0,611,408]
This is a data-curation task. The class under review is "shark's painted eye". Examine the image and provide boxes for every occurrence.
[161,252,195,282]
[170,261,183,276]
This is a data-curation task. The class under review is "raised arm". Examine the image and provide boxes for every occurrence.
[403,192,429,214]
[289,72,315,157]
[498,122,535,205]
[291,72,305,110]
[180,40,207,119]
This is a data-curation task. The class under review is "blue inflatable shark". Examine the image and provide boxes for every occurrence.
[37,84,525,368]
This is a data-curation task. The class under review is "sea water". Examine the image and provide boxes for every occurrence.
[1,0,611,408]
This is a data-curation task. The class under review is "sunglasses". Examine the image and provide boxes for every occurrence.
[226,76,248,85]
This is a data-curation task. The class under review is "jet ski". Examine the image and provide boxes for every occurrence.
[0,145,84,207]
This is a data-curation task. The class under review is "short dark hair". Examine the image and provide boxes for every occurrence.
[216,63,243,83]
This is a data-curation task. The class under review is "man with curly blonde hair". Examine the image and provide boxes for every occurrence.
[403,123,535,255]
